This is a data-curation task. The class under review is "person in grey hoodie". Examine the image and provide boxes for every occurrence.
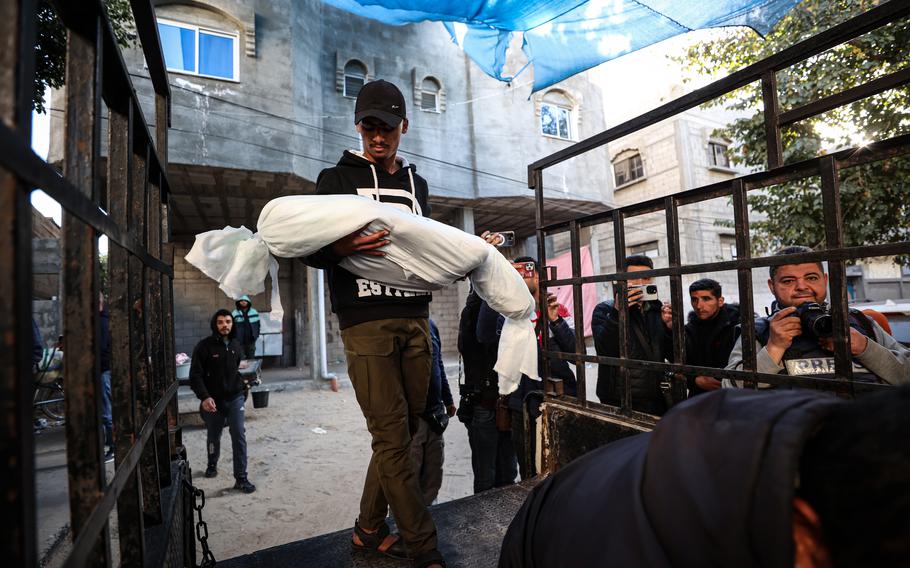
[726,246,910,386]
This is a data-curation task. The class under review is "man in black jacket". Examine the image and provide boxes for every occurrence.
[458,288,518,493]
[684,278,741,396]
[303,80,443,567]
[189,309,255,493]
[592,254,672,415]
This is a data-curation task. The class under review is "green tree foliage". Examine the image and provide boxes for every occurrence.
[33,0,136,113]
[678,0,910,254]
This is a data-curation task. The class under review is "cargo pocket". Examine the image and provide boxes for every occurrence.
[343,334,396,417]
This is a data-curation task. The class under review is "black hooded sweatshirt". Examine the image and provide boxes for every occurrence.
[685,303,741,395]
[498,389,840,568]
[305,150,432,329]
[189,313,244,402]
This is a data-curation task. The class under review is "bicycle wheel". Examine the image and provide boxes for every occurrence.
[35,380,66,422]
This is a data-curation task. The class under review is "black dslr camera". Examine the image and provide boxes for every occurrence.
[792,302,834,338]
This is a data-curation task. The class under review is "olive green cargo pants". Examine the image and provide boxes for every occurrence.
[341,318,438,557]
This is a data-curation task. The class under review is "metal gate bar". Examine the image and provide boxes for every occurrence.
[527,0,910,175]
[0,0,39,564]
[62,13,109,564]
[108,101,147,566]
[0,0,184,565]
[532,5,910,412]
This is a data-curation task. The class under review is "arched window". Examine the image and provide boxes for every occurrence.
[613,151,645,187]
[344,60,367,98]
[540,90,573,140]
[421,77,441,112]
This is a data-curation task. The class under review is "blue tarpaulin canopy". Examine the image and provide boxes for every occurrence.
[323,0,800,92]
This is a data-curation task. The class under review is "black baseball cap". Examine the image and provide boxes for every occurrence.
[354,80,406,127]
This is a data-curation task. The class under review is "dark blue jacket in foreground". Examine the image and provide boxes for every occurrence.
[427,320,454,413]
[499,389,842,568]
[476,302,578,412]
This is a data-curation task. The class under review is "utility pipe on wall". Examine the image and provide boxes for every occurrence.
[307,266,337,388]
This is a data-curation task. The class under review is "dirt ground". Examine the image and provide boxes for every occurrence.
[181,372,474,562]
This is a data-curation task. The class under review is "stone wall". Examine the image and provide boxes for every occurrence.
[33,299,60,348]
[428,284,461,355]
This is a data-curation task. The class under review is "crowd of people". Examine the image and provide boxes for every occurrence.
[589,247,909,419]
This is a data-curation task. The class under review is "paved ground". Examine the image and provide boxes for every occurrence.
[179,360,475,562]
[35,356,598,565]
[34,423,71,560]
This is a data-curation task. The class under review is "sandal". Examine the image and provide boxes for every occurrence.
[413,549,446,568]
[351,519,409,560]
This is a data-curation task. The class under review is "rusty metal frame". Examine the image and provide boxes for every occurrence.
[532,3,910,418]
[0,0,185,566]
[0,1,39,564]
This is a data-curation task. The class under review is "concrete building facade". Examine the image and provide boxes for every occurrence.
[581,106,779,312]
[48,0,614,367]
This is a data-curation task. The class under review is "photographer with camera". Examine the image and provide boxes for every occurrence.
[456,231,523,492]
[726,246,910,385]
[592,255,674,415]
[477,255,578,480]
[457,288,519,493]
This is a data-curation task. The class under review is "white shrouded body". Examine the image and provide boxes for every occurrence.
[185,194,537,393]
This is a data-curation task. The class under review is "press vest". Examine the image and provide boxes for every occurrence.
[754,308,878,382]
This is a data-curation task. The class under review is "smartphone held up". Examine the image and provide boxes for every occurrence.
[630,284,659,302]
[487,231,515,248]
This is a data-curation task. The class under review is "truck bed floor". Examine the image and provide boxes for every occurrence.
[219,479,537,568]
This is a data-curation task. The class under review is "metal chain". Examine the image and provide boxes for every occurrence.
[185,480,217,567]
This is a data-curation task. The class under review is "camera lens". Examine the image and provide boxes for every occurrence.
[810,313,833,337]
[798,302,833,338]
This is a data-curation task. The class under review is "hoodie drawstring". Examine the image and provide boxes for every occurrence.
[369,164,379,201]
[360,152,420,215]
[407,167,422,216]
